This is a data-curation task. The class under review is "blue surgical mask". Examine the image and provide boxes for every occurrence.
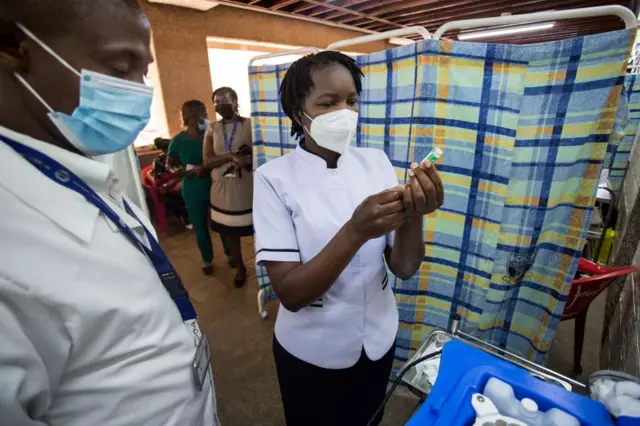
[198,119,212,132]
[13,23,154,156]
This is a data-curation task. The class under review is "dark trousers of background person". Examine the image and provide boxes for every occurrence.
[273,336,395,426]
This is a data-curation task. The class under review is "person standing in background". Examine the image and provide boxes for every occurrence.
[167,100,231,275]
[0,0,220,424]
[204,87,254,288]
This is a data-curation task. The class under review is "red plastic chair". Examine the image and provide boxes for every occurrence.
[141,164,167,236]
[562,258,638,374]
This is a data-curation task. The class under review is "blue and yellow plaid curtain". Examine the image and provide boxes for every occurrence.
[356,40,529,368]
[476,31,634,363]
[609,74,640,191]
[603,85,629,190]
[249,62,294,302]
[249,29,635,371]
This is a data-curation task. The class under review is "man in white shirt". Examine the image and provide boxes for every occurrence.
[0,1,219,424]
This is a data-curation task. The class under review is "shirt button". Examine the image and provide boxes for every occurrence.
[328,170,338,175]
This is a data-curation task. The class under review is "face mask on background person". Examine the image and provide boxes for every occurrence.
[198,119,212,132]
[304,109,358,155]
[13,23,154,156]
[215,104,235,120]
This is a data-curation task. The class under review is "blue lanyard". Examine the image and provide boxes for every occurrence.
[1,135,197,322]
[221,117,239,153]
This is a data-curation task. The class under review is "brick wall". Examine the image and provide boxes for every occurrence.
[601,127,640,374]
[601,240,640,375]
[141,2,390,136]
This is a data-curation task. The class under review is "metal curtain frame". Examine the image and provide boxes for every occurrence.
[248,47,321,67]
[126,145,150,218]
[248,47,323,318]
[433,5,637,40]
[326,26,431,51]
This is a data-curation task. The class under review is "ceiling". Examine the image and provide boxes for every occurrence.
[220,0,638,44]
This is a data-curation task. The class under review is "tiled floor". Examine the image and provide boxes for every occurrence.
[159,220,607,425]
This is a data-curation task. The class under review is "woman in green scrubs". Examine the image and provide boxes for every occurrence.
[167,100,230,275]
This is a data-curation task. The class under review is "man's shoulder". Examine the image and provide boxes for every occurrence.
[0,184,84,244]
[0,185,78,292]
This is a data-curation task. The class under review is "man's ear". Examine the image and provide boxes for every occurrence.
[0,23,28,73]
[0,47,28,73]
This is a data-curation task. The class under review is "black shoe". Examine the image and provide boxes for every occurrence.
[203,265,213,276]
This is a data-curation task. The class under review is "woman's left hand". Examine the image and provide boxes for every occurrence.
[403,160,444,217]
[231,154,250,168]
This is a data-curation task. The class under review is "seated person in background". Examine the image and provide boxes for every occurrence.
[152,137,172,179]
[152,137,190,229]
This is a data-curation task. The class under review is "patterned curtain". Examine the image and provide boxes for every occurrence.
[249,29,635,372]
[609,74,640,192]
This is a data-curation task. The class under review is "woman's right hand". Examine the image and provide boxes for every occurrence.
[347,188,405,242]
[231,154,250,168]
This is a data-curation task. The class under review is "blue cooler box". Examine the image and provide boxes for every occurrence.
[407,339,613,425]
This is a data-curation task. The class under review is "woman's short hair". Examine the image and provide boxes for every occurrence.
[181,99,205,125]
[279,51,364,140]
[212,87,239,110]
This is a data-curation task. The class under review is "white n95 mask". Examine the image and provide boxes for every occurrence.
[304,109,358,155]
[13,23,153,156]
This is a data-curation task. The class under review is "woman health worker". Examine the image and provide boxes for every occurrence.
[253,51,444,425]
[167,100,231,275]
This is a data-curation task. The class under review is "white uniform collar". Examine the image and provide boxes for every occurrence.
[0,125,111,243]
[0,126,112,190]
[294,140,350,169]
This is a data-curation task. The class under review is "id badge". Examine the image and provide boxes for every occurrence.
[193,334,212,391]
